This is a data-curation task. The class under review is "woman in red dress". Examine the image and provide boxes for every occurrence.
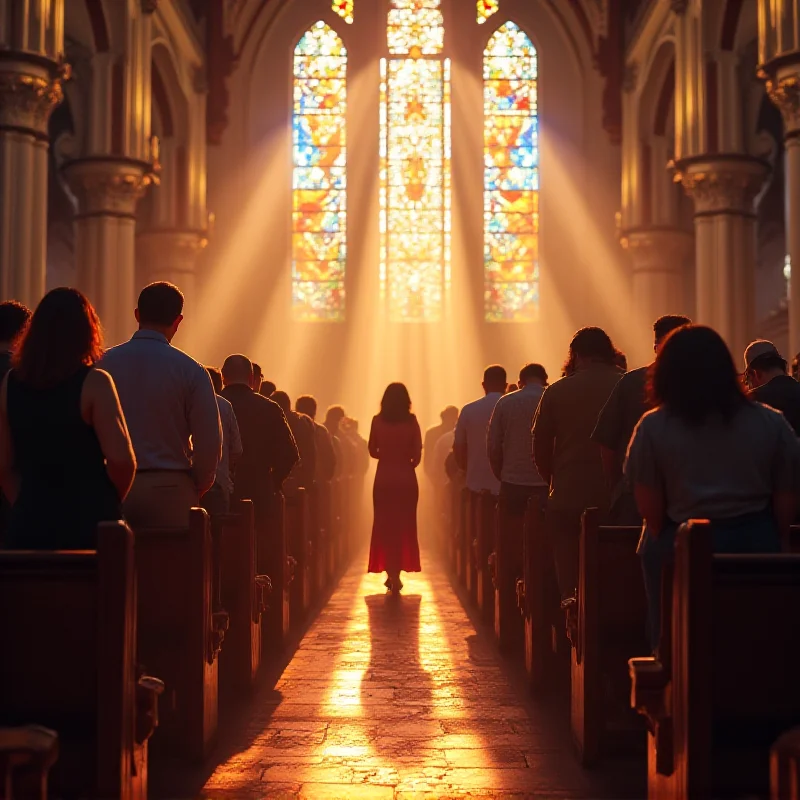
[367,383,423,593]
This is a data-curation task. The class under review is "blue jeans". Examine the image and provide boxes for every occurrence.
[639,508,781,651]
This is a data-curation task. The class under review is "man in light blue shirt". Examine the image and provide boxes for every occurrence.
[454,365,507,496]
[102,282,221,527]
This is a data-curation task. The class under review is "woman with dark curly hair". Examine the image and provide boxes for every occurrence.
[626,325,800,649]
[367,382,422,593]
[0,288,136,550]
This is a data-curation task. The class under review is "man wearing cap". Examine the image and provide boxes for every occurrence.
[744,340,800,436]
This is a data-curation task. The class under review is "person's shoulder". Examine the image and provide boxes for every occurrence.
[216,393,234,412]
[750,399,792,428]
[633,405,667,436]
[83,366,116,392]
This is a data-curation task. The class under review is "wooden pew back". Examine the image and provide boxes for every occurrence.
[571,509,646,765]
[474,490,496,625]
[285,485,312,625]
[135,508,220,762]
[0,524,141,799]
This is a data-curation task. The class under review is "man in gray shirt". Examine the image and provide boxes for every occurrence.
[102,282,221,528]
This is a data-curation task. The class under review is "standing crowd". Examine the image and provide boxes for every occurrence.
[0,283,369,552]
[424,316,800,646]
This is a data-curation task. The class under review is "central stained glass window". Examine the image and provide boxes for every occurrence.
[380,0,450,322]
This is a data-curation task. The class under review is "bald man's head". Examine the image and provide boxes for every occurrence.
[222,354,253,387]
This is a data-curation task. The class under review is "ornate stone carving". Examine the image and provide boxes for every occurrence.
[765,74,800,136]
[619,227,694,272]
[672,155,770,216]
[0,64,70,137]
[62,158,156,217]
[136,229,208,285]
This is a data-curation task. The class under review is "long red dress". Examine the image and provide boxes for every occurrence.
[367,414,423,574]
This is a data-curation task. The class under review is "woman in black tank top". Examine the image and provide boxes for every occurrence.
[0,289,136,550]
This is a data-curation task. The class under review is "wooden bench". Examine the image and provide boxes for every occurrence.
[465,490,479,602]
[0,522,163,798]
[456,488,469,585]
[213,500,269,695]
[493,496,526,654]
[629,520,800,798]
[285,485,312,626]
[567,508,646,766]
[772,727,800,800]
[259,491,291,655]
[135,508,224,762]
[473,490,496,626]
[314,480,332,596]
[0,725,58,800]
[519,495,565,692]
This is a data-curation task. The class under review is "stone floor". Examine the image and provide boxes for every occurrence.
[193,546,643,799]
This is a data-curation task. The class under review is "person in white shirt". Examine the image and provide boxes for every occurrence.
[204,367,243,515]
[454,365,507,496]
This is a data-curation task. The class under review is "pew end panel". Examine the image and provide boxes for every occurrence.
[0,725,59,800]
[571,510,647,766]
[771,727,800,800]
[0,522,151,799]
[474,491,496,626]
[493,496,525,655]
[135,508,219,763]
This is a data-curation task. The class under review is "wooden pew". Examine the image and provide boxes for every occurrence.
[136,508,224,762]
[258,491,291,656]
[473,490,496,626]
[629,520,800,799]
[465,490,479,602]
[568,509,646,766]
[456,488,469,584]
[772,728,800,800]
[285,485,312,627]
[519,494,565,692]
[213,500,269,695]
[315,480,332,595]
[0,522,163,798]
[0,725,58,800]
[493,496,526,655]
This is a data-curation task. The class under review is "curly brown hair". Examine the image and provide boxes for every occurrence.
[13,288,103,388]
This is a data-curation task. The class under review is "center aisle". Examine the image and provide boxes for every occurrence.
[201,549,640,799]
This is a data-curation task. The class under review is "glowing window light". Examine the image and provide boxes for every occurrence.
[477,0,499,23]
[292,21,347,321]
[380,0,450,322]
[483,22,539,322]
[332,0,354,24]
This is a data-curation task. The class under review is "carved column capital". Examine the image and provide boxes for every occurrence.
[136,229,208,285]
[0,61,70,139]
[672,154,770,217]
[620,227,694,272]
[765,72,800,137]
[62,157,156,219]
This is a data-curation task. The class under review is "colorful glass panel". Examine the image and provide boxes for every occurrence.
[332,0,353,24]
[477,0,499,23]
[293,22,347,321]
[380,55,450,323]
[387,0,444,55]
[484,22,539,322]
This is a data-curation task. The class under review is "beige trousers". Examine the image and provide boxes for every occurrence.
[124,471,199,529]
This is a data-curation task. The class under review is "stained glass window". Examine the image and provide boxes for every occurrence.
[380,0,450,322]
[292,22,347,321]
[332,0,353,24]
[484,22,539,322]
[477,0,499,23]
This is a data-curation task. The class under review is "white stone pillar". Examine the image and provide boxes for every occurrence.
[758,0,800,356]
[673,155,769,360]
[65,2,156,344]
[63,158,153,345]
[0,0,66,305]
[621,227,693,324]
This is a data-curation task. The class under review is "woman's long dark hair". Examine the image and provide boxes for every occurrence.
[13,288,104,388]
[648,324,748,426]
[379,382,413,423]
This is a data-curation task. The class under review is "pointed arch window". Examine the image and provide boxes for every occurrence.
[380,0,451,322]
[292,21,347,321]
[483,22,539,322]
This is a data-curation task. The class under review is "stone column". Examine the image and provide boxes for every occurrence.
[758,1,800,356]
[136,228,207,318]
[621,227,693,324]
[0,0,67,305]
[63,158,153,345]
[673,155,769,362]
[65,3,156,345]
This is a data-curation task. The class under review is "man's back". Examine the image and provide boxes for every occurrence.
[533,364,620,512]
[286,410,317,488]
[591,365,648,459]
[102,330,220,485]
[221,384,298,502]
[750,375,800,435]
[455,393,503,494]
[488,385,545,486]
